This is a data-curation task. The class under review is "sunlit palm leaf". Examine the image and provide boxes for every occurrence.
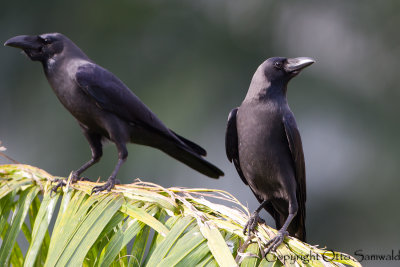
[0,164,361,267]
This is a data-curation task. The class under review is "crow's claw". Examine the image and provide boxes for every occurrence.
[263,230,288,256]
[50,172,92,196]
[50,179,66,196]
[91,179,119,194]
[243,212,265,235]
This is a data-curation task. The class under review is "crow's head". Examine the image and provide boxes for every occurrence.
[5,33,66,62]
[259,57,315,84]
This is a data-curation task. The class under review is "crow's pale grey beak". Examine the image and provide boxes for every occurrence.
[4,35,41,50]
[285,57,315,73]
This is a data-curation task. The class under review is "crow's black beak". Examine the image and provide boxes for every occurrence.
[4,35,42,50]
[285,57,315,73]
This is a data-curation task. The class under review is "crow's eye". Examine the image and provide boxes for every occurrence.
[274,62,283,69]
[39,36,52,44]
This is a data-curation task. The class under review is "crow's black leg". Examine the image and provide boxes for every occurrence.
[91,141,127,194]
[263,200,298,255]
[51,130,102,195]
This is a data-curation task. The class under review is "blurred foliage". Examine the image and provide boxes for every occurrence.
[1,1,399,265]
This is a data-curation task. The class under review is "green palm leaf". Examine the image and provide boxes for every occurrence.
[0,164,361,267]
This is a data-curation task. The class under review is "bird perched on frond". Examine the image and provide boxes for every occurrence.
[5,33,224,194]
[225,56,314,253]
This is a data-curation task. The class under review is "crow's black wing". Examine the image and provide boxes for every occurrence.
[225,108,248,185]
[76,63,176,138]
[76,63,223,178]
[283,113,306,224]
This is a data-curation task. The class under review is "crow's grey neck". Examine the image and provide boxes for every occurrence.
[43,49,90,75]
[244,79,287,103]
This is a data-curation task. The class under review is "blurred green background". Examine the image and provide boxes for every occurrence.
[1,1,399,266]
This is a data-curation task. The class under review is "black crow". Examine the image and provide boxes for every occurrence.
[5,33,223,193]
[225,57,314,253]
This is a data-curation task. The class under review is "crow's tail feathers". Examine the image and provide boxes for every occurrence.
[161,141,223,179]
[171,130,207,156]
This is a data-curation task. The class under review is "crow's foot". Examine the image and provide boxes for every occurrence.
[91,179,120,194]
[50,171,91,196]
[50,178,66,196]
[263,230,288,256]
[243,212,265,235]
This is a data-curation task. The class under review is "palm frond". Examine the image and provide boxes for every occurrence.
[0,164,361,266]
